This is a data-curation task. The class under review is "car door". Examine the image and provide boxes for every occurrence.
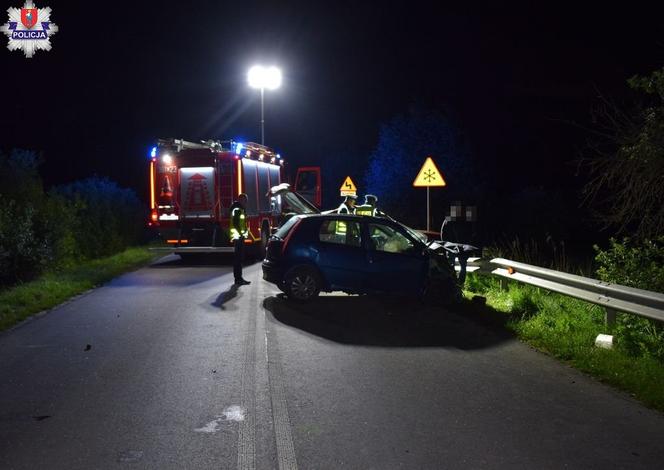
[315,217,369,291]
[364,221,428,294]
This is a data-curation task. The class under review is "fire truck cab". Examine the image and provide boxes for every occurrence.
[149,138,320,258]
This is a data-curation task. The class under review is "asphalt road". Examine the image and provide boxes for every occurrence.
[1,255,663,469]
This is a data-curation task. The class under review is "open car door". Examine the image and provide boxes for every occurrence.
[294,166,322,208]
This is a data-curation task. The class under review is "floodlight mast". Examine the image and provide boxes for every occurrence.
[247,65,282,145]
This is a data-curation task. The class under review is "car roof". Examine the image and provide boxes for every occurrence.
[297,213,400,225]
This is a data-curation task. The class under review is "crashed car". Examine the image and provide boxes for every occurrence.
[261,212,461,302]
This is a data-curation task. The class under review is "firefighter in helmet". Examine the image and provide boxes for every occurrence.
[337,194,357,214]
[230,193,251,285]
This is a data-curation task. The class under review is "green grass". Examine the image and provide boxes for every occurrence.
[0,246,158,331]
[463,273,664,412]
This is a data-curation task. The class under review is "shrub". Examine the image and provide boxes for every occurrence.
[0,149,55,284]
[0,200,50,284]
[0,149,146,285]
[594,237,664,362]
[594,237,664,293]
[56,177,145,259]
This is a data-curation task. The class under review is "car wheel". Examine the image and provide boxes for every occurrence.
[284,266,321,301]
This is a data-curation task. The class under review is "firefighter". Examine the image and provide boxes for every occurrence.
[230,193,251,286]
[337,195,357,214]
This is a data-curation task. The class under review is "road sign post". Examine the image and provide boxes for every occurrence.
[413,157,446,232]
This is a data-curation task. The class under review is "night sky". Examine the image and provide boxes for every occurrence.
[2,2,663,204]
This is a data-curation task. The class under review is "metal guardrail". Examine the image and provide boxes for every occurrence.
[488,257,664,325]
[453,257,486,273]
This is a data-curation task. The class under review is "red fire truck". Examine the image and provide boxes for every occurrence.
[148,138,320,258]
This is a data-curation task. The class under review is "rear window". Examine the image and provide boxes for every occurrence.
[274,215,302,239]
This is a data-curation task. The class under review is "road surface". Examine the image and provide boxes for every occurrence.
[1,255,663,469]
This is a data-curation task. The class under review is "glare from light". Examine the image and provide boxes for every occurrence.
[162,154,173,165]
[150,146,157,158]
[248,65,282,90]
[235,142,244,154]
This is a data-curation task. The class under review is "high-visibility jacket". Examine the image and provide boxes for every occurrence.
[230,201,248,241]
[354,204,376,216]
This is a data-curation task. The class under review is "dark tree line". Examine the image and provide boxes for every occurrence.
[581,67,664,241]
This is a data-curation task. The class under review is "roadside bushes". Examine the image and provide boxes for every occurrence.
[0,149,145,286]
[0,149,56,284]
[56,177,145,259]
[594,237,664,362]
[594,237,664,293]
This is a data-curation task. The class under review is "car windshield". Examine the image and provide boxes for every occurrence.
[397,222,428,245]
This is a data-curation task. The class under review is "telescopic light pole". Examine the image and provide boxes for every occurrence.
[248,65,282,145]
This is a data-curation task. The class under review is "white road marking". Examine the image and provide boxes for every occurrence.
[194,419,222,434]
[195,406,246,433]
[223,405,246,422]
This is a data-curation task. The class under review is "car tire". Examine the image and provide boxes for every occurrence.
[284,265,321,301]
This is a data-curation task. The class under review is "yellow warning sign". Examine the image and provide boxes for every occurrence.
[339,176,357,196]
[413,157,446,187]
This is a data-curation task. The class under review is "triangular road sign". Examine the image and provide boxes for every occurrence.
[413,157,446,187]
[339,176,357,196]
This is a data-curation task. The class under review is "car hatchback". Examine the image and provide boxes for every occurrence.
[262,214,459,301]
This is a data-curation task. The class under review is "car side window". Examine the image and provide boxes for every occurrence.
[367,223,415,254]
[319,219,361,248]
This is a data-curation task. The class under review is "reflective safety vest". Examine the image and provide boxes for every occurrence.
[355,204,376,216]
[230,203,248,240]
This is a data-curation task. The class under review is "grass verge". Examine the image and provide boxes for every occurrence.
[463,273,664,413]
[0,246,159,332]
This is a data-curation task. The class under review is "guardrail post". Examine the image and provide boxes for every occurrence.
[604,308,617,328]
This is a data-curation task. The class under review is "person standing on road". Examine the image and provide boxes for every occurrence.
[230,193,251,286]
[441,201,480,285]
[337,195,357,214]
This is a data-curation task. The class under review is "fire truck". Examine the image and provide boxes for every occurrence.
[148,138,321,258]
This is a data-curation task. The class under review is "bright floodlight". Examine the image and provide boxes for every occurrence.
[248,65,282,90]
